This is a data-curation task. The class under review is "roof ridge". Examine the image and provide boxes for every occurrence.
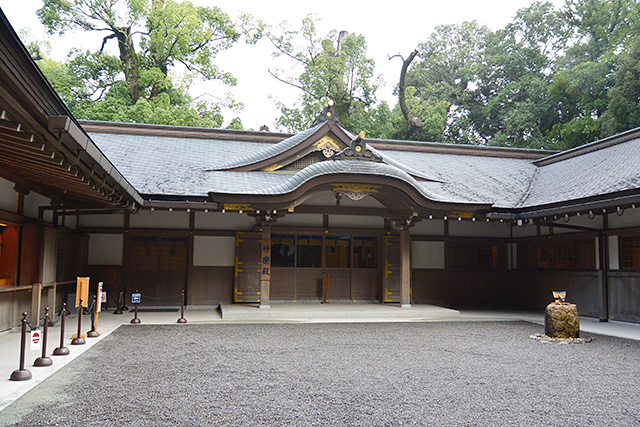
[534,126,640,166]
[515,166,540,208]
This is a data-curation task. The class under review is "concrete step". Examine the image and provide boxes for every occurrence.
[220,303,460,321]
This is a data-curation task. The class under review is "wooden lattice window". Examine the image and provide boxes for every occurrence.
[325,236,351,268]
[353,237,377,268]
[620,236,640,269]
[297,235,322,268]
[573,239,596,269]
[282,151,327,171]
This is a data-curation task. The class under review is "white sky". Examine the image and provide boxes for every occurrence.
[1,0,564,130]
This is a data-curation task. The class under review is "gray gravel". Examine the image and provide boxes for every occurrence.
[1,321,640,426]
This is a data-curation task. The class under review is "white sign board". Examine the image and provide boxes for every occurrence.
[30,330,41,351]
[131,293,141,304]
[97,282,104,313]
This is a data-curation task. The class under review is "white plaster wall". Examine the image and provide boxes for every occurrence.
[130,210,189,229]
[410,220,444,236]
[276,214,323,228]
[42,228,57,285]
[195,212,256,230]
[609,235,619,270]
[63,215,77,230]
[24,191,52,222]
[193,236,235,266]
[449,220,511,238]
[512,225,538,238]
[78,214,124,228]
[608,208,640,229]
[88,234,123,265]
[0,177,17,213]
[329,215,384,229]
[412,241,444,269]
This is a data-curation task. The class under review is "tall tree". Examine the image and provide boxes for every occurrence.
[36,0,245,126]
[267,16,381,134]
[602,36,640,135]
[548,0,640,148]
[405,21,489,142]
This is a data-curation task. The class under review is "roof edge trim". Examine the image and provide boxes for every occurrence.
[534,126,640,166]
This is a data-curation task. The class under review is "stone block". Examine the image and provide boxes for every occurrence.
[545,303,580,338]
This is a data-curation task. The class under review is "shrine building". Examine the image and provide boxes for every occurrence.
[1,9,640,331]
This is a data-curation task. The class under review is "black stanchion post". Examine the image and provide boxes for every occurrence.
[53,303,70,356]
[34,307,53,367]
[177,289,187,323]
[71,298,86,345]
[113,291,123,315]
[87,294,99,337]
[10,312,32,381]
[130,290,141,324]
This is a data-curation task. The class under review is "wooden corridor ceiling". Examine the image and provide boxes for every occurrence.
[0,9,141,212]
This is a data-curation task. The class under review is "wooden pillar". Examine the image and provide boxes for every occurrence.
[186,211,195,307]
[400,227,411,308]
[443,219,450,307]
[30,282,42,325]
[598,215,609,322]
[122,213,131,302]
[259,224,271,309]
[35,207,46,325]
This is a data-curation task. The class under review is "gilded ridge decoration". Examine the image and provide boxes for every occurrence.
[331,184,380,193]
[223,203,254,211]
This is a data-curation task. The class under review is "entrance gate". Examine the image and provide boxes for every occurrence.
[234,232,262,303]
[382,235,411,303]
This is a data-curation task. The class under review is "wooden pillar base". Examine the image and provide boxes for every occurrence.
[259,304,271,310]
[400,303,411,309]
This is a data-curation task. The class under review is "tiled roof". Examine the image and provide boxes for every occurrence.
[86,123,640,212]
[211,122,326,170]
[520,135,640,208]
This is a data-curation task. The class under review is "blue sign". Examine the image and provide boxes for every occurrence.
[131,293,141,304]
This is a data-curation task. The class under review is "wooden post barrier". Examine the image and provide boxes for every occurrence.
[53,303,70,356]
[177,289,187,324]
[87,294,100,337]
[34,307,53,367]
[322,273,330,304]
[71,298,86,345]
[113,291,123,315]
[10,312,32,381]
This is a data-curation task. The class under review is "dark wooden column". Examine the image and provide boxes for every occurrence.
[400,226,411,308]
[260,224,271,309]
[186,211,195,306]
[598,215,609,322]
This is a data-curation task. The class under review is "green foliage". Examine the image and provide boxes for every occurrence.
[36,0,241,127]
[402,0,640,149]
[268,16,381,134]
[602,36,640,135]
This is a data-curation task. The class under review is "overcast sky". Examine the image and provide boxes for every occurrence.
[1,0,564,130]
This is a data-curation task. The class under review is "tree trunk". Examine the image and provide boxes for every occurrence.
[114,26,140,104]
[398,50,418,138]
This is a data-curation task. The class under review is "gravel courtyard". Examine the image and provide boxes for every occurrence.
[1,321,639,426]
